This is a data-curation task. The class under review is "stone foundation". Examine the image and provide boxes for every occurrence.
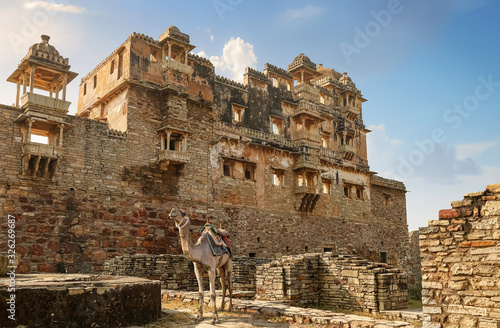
[420,183,500,328]
[0,274,161,328]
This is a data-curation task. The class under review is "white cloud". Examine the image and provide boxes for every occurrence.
[455,140,498,161]
[197,51,208,58]
[23,1,86,14]
[367,123,403,178]
[209,37,257,83]
[283,5,325,21]
[210,35,214,41]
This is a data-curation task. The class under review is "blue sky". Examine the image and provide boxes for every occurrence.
[1,0,499,230]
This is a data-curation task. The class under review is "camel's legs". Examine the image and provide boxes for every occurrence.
[208,269,219,324]
[218,267,226,311]
[227,268,233,311]
[194,263,204,323]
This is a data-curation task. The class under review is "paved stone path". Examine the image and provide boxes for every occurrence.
[163,290,417,328]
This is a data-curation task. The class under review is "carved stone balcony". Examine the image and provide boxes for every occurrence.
[161,60,192,75]
[295,185,323,195]
[293,131,322,144]
[341,105,361,120]
[21,142,60,179]
[293,83,319,101]
[158,149,190,165]
[22,142,59,158]
[295,185,322,213]
[339,144,357,161]
[21,92,71,113]
[293,153,321,171]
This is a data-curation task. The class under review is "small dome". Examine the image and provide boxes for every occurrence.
[159,25,190,43]
[24,35,69,68]
[316,65,343,79]
[339,72,355,87]
[288,53,316,71]
[29,35,60,57]
[166,25,180,33]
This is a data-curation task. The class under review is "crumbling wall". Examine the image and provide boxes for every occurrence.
[407,230,422,287]
[104,254,270,291]
[255,253,407,312]
[420,184,500,328]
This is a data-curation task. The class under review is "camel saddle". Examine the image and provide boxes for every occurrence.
[200,224,233,259]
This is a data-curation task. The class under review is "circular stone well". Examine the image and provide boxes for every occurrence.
[0,274,161,328]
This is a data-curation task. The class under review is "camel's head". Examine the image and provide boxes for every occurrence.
[169,208,188,227]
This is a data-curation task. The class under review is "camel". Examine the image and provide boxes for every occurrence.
[168,208,233,324]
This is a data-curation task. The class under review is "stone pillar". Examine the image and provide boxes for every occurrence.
[27,119,33,142]
[29,65,36,93]
[16,80,20,107]
[160,134,165,150]
[167,44,172,61]
[301,70,304,84]
[182,136,187,151]
[62,74,68,101]
[166,132,171,150]
[22,71,27,95]
[184,50,188,65]
[59,124,64,147]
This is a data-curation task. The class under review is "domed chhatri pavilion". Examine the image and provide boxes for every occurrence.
[0,27,410,283]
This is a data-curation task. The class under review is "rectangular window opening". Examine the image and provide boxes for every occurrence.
[110,60,115,75]
[223,164,231,177]
[93,75,97,89]
[322,136,328,148]
[244,165,255,181]
[117,53,123,79]
[273,171,284,186]
[83,83,87,96]
[323,181,331,194]
[150,51,158,63]
[380,252,387,263]
[31,134,49,145]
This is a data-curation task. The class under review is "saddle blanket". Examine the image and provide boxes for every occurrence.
[201,224,233,259]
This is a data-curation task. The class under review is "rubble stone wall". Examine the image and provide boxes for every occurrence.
[104,254,270,291]
[407,230,422,287]
[255,253,407,312]
[420,184,500,328]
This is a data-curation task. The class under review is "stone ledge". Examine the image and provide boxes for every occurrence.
[163,290,416,327]
[0,274,161,328]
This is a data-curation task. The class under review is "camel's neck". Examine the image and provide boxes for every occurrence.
[177,216,199,262]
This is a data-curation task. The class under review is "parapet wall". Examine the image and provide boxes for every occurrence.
[420,183,500,328]
[104,254,270,291]
[255,253,407,312]
[104,253,407,313]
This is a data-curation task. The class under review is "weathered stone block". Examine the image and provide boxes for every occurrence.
[439,209,460,219]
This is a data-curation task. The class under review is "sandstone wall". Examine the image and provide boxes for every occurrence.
[255,253,407,312]
[420,184,500,328]
[0,28,410,276]
[408,230,422,287]
[104,254,270,292]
